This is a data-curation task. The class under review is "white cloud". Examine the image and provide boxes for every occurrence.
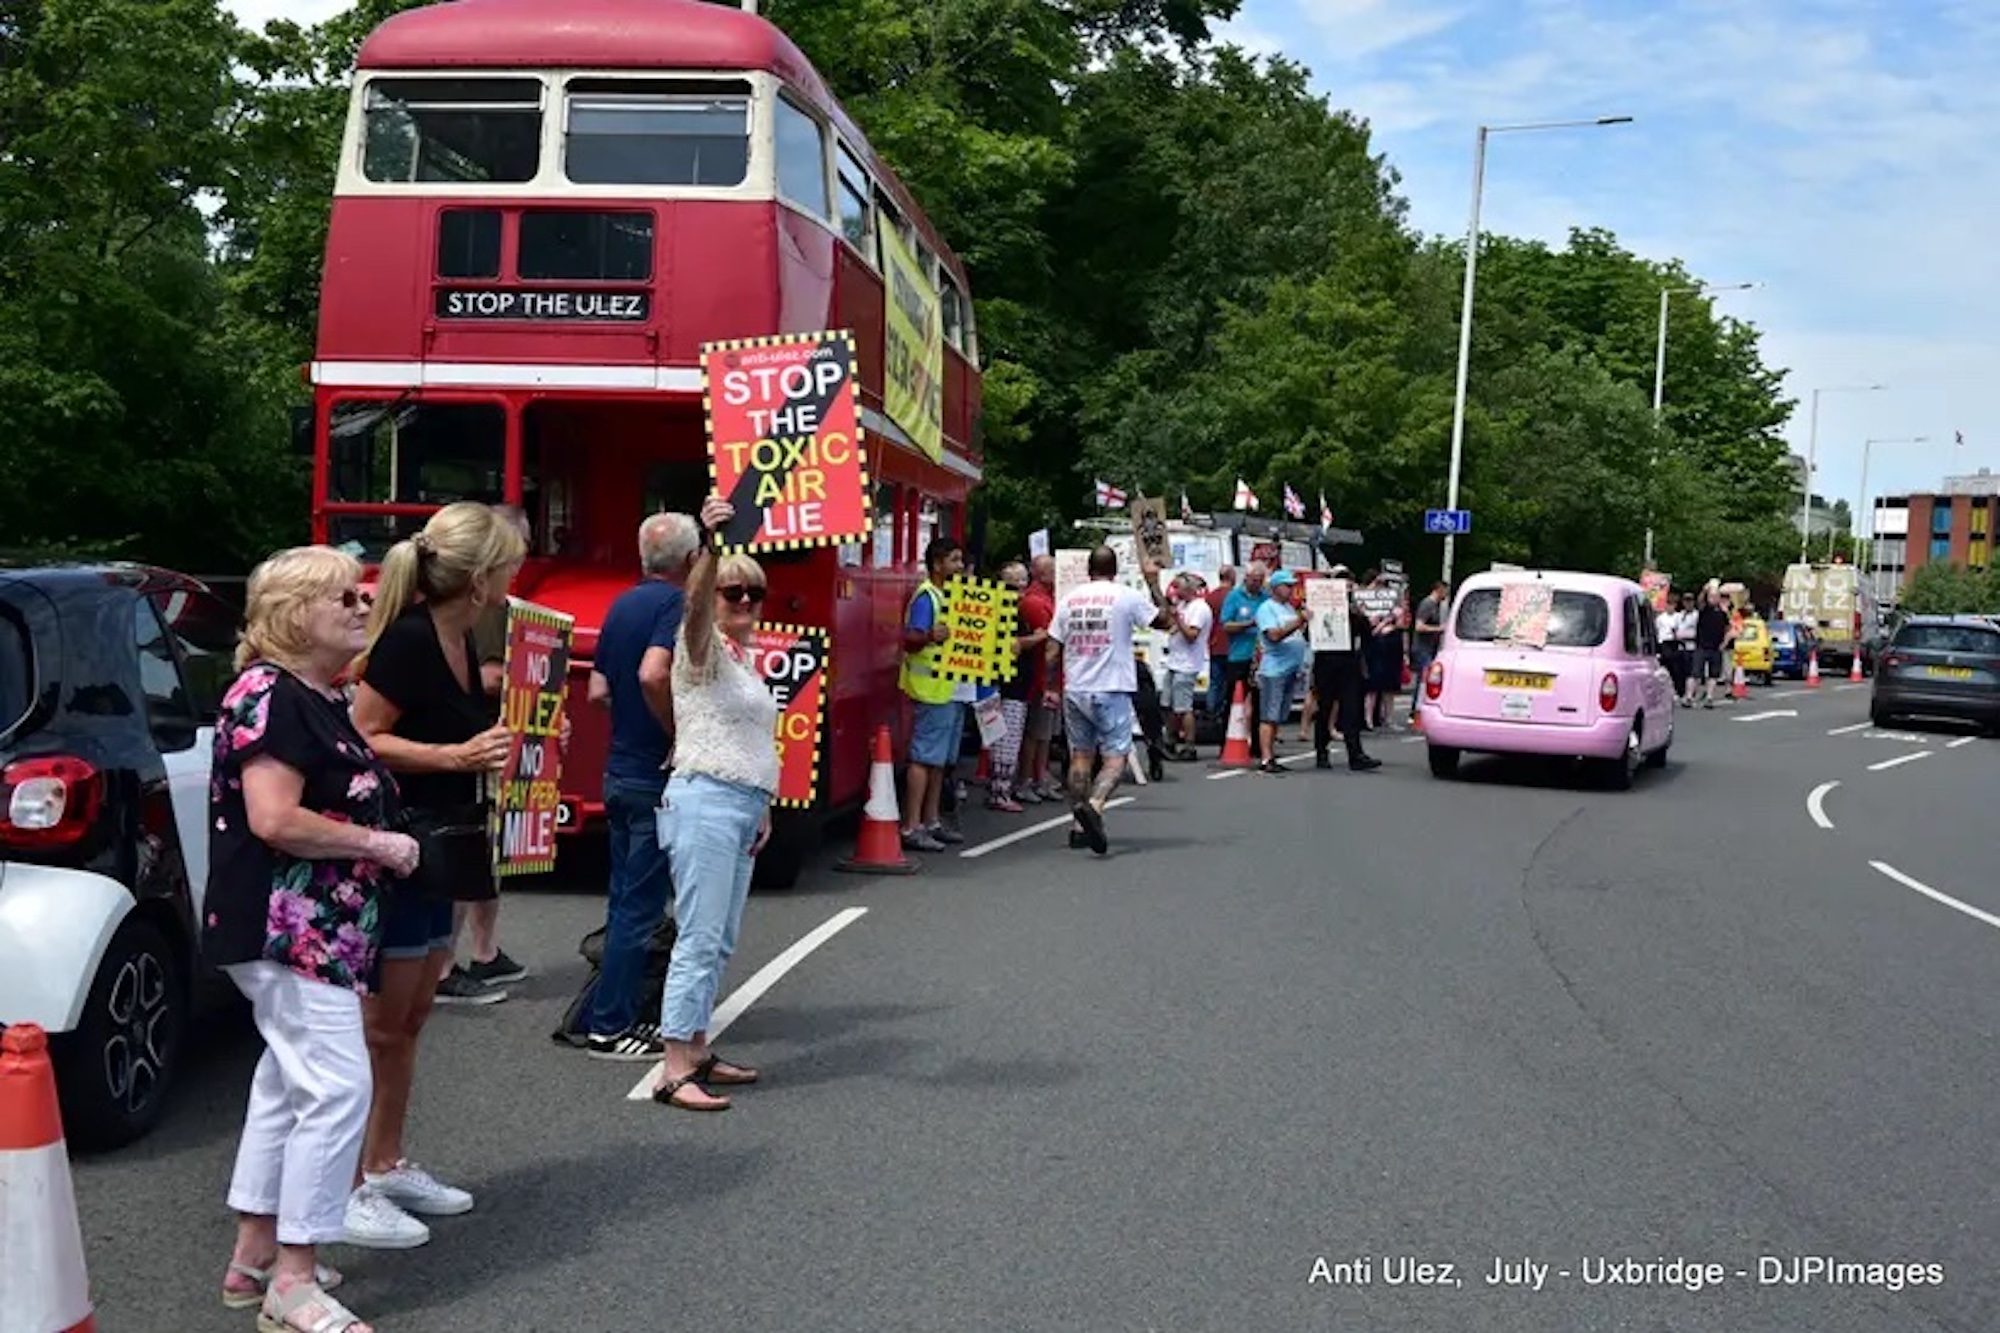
[1296,0,1465,60]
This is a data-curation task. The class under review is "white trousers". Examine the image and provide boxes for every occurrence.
[223,962,373,1245]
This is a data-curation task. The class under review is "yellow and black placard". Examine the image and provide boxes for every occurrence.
[934,576,1021,684]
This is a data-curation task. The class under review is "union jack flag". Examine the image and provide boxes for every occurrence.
[1094,478,1127,509]
[1282,484,1305,520]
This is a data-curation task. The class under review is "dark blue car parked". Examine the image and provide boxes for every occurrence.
[1768,620,1818,679]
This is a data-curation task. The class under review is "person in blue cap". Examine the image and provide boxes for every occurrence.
[1253,570,1309,773]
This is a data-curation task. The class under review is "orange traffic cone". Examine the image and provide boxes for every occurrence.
[1806,651,1821,688]
[1730,662,1749,700]
[1849,652,1865,683]
[1216,682,1254,769]
[834,724,920,875]
[1,1025,96,1333]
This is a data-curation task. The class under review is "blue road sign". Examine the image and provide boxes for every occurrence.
[1424,509,1471,536]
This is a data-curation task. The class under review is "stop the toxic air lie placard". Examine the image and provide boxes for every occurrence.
[750,624,828,809]
[702,330,872,553]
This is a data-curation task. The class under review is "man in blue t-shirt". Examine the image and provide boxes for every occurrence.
[578,511,697,1059]
[1219,561,1269,758]
[1253,570,1309,772]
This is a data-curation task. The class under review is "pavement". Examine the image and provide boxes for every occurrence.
[66,679,2000,1332]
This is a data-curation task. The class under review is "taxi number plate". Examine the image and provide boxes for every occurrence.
[1486,671,1553,690]
[1926,665,1974,680]
[1500,693,1535,720]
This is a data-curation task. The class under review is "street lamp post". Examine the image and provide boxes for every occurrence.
[1644,280,1757,569]
[1855,435,1929,592]
[1798,384,1885,562]
[1440,114,1634,587]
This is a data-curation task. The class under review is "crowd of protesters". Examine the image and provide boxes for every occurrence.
[200,497,1448,1330]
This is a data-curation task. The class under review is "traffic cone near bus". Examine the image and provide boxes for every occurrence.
[0,1025,96,1333]
[1849,652,1865,683]
[834,724,920,876]
[1730,662,1749,701]
[1806,651,1821,688]
[1216,682,1254,769]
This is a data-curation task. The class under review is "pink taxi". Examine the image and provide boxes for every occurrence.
[1417,570,1675,789]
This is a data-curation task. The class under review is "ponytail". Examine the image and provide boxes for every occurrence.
[354,538,423,677]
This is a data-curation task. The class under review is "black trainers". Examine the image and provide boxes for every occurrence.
[434,966,506,1006]
[1350,755,1383,772]
[586,1024,668,1063]
[1072,802,1108,855]
[465,950,528,985]
[1315,752,1333,770]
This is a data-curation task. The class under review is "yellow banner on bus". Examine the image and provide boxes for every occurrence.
[880,225,944,463]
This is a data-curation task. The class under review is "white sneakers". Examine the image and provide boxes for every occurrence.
[342,1160,475,1250]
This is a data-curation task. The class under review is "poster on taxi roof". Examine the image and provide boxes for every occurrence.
[702,330,871,554]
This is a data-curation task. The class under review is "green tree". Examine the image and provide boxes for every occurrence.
[1899,562,2000,616]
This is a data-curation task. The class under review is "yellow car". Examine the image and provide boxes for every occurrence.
[1733,614,1774,684]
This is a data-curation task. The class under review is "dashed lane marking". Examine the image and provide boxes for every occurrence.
[1948,736,1979,750]
[1868,751,1932,773]
[1827,722,1870,736]
[1872,862,2000,933]
[625,907,868,1101]
[958,797,1136,859]
[1208,751,1320,780]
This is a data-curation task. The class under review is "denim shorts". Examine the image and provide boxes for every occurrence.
[909,700,964,768]
[1257,670,1299,724]
[1165,669,1199,714]
[378,892,454,961]
[1063,692,1134,757]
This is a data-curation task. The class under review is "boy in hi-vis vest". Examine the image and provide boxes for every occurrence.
[900,537,966,852]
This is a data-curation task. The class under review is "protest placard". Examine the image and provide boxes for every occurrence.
[1496,582,1554,647]
[1131,496,1170,567]
[750,624,827,809]
[1054,548,1090,602]
[1306,578,1352,653]
[702,329,870,552]
[935,575,1020,684]
[492,598,574,877]
[1028,528,1051,559]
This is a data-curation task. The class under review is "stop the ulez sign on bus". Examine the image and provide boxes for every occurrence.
[702,330,873,553]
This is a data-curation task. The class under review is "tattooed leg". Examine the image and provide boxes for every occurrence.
[1090,755,1126,809]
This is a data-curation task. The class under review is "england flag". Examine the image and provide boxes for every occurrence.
[1319,491,1333,530]
[1233,478,1259,511]
[1095,478,1127,509]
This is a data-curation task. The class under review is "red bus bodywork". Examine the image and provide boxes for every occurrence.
[309,0,982,880]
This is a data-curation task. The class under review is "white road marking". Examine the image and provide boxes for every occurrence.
[1806,781,1839,831]
[1208,750,1318,780]
[1835,683,1866,691]
[1872,862,2000,933]
[1827,722,1871,736]
[958,797,1136,859]
[1864,730,1930,743]
[1948,736,1979,749]
[1868,751,1933,772]
[625,907,868,1101]
[1732,709,1799,722]
[1768,689,1805,700]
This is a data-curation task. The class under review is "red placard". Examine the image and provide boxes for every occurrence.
[750,624,827,809]
[491,598,574,876]
[702,330,870,553]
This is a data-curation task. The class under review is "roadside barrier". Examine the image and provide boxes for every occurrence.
[0,1024,96,1333]
[1216,682,1254,769]
[834,725,920,876]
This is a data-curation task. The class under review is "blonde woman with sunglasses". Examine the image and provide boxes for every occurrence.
[650,494,780,1112]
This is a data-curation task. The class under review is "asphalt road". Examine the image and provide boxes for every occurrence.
[67,678,2000,1332]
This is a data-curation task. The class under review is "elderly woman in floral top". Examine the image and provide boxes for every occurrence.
[205,547,419,1333]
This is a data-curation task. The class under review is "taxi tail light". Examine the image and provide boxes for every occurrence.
[1423,659,1445,701]
[1881,652,1907,671]
[1598,673,1619,713]
[0,756,103,849]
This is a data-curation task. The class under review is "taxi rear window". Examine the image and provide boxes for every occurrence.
[1893,624,2000,655]
[1454,588,1608,648]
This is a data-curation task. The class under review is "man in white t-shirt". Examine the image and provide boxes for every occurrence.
[1162,573,1211,759]
[1050,545,1173,854]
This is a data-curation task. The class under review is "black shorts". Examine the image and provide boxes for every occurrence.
[1695,647,1726,680]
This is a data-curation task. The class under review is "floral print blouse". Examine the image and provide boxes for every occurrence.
[200,664,403,993]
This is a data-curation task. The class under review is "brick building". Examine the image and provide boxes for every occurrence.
[1870,467,1997,604]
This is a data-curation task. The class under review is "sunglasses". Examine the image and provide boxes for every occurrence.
[338,589,374,610]
[718,584,767,606]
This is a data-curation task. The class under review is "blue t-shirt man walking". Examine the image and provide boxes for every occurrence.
[579,511,697,1059]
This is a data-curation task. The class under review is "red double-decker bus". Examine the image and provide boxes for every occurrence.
[308,0,984,884]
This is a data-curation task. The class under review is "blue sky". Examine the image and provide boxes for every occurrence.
[1217,0,2000,527]
[228,0,1996,528]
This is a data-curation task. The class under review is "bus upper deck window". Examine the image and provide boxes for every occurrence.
[775,98,829,219]
[363,78,543,184]
[564,87,750,187]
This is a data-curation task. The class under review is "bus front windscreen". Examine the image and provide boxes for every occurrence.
[325,400,507,560]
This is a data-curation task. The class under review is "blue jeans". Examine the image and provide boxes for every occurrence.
[1207,656,1229,717]
[586,777,674,1037]
[657,774,770,1041]
[1063,691,1135,757]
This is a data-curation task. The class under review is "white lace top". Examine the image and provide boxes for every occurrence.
[671,626,781,794]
